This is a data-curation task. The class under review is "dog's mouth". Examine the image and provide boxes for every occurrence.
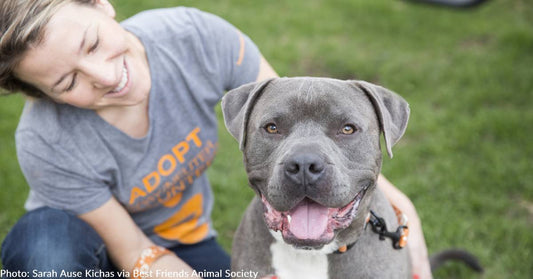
[261,186,368,248]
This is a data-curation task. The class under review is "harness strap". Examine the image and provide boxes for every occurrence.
[391,203,409,248]
[335,203,409,254]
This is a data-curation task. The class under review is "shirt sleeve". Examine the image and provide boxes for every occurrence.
[186,8,261,92]
[16,130,112,215]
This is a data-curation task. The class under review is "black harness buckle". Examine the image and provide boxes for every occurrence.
[366,210,408,250]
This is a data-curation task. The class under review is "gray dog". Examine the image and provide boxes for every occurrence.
[222,77,411,279]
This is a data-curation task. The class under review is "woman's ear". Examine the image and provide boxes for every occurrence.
[95,0,116,18]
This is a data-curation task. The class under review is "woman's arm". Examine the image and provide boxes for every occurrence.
[255,56,278,82]
[377,174,433,279]
[79,198,196,278]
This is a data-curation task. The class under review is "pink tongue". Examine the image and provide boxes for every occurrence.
[288,199,329,239]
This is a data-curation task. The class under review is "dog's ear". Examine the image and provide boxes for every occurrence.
[222,78,275,150]
[353,81,410,158]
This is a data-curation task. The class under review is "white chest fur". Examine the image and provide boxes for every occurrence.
[269,231,339,279]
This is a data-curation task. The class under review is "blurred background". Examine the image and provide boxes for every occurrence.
[1,0,531,277]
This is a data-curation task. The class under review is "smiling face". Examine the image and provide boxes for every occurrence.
[14,1,150,112]
[242,78,384,248]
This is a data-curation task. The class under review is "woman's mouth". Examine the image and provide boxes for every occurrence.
[105,60,130,97]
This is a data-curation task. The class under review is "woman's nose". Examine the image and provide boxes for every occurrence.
[81,57,120,89]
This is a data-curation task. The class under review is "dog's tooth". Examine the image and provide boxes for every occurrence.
[287,214,292,224]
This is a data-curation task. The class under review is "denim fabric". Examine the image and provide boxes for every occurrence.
[1,207,230,279]
[1,207,114,275]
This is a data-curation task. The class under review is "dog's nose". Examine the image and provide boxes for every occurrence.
[284,153,326,185]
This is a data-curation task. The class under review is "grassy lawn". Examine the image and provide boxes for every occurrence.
[1,0,531,278]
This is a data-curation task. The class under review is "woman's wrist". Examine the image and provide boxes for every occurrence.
[132,246,172,279]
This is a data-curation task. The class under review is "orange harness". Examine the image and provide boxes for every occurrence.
[336,204,409,253]
[391,204,410,248]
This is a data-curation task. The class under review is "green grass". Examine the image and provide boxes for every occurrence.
[1,0,532,278]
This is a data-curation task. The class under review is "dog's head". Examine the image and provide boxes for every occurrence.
[222,77,409,249]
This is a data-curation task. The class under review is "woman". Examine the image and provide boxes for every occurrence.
[0,1,431,278]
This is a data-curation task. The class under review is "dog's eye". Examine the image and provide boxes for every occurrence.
[341,124,357,135]
[265,123,278,134]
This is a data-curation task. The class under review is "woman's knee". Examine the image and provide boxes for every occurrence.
[1,207,106,271]
[173,238,231,278]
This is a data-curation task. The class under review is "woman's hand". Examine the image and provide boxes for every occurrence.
[79,198,197,278]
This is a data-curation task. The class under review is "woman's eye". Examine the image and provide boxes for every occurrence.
[265,123,278,134]
[64,73,78,92]
[341,124,357,135]
[88,38,99,53]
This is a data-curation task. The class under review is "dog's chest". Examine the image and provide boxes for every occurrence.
[269,234,337,279]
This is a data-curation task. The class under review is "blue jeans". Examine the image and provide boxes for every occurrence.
[1,207,230,279]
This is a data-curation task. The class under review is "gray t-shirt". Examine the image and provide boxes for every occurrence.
[16,7,260,246]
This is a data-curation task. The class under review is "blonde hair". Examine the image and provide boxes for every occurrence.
[0,0,96,98]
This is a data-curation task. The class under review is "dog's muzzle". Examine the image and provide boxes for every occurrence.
[261,185,369,248]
